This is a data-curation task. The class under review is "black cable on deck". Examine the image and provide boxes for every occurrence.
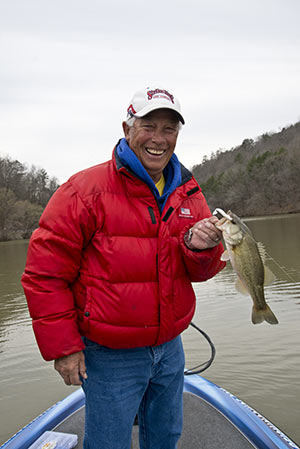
[184,321,216,375]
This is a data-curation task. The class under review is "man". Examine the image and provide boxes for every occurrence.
[22,86,225,449]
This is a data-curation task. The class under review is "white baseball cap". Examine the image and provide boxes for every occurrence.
[126,86,185,124]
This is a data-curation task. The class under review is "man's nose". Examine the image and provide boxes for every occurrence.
[151,129,165,144]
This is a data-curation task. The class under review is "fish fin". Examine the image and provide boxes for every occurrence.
[252,304,279,325]
[257,242,267,263]
[235,278,249,295]
[257,244,276,285]
[264,266,276,286]
[220,250,230,261]
[251,307,265,324]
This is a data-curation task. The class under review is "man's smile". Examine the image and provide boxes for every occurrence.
[145,147,166,156]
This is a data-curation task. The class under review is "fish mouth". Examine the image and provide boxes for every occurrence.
[213,208,233,221]
[145,147,166,156]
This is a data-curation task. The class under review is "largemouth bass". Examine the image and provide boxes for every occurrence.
[215,209,278,325]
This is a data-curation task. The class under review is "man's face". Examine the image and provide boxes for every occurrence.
[122,109,180,183]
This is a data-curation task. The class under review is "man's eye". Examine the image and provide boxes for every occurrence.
[143,124,154,129]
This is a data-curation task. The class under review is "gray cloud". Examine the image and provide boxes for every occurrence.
[1,0,299,181]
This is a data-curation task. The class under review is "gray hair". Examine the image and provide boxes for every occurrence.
[126,116,136,127]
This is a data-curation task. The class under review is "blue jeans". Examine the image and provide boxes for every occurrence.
[81,336,185,449]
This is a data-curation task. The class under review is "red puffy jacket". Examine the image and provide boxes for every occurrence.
[22,150,225,361]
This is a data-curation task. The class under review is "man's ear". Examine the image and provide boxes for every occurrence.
[122,121,130,139]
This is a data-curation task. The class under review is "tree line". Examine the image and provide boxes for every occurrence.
[0,156,60,241]
[1,120,299,241]
[192,121,300,216]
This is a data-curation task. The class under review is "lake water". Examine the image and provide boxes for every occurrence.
[0,214,300,446]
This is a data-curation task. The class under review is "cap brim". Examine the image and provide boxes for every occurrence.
[134,104,185,124]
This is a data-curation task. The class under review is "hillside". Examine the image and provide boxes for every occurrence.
[192,121,300,216]
[0,156,59,241]
[1,121,299,241]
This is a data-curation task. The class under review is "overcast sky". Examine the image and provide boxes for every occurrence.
[1,0,299,182]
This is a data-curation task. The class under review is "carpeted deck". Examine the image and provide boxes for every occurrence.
[55,392,255,448]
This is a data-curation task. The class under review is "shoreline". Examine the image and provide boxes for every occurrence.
[1,211,300,243]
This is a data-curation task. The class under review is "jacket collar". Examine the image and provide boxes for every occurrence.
[114,139,192,184]
[115,138,185,211]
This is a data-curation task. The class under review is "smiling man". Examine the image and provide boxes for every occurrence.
[22,86,225,449]
[123,109,178,182]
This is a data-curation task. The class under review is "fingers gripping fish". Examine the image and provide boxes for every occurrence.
[213,209,278,325]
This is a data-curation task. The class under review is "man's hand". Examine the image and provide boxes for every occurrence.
[54,351,87,386]
[185,216,222,250]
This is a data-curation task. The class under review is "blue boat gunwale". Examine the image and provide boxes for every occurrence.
[0,389,85,449]
[1,375,299,449]
[183,375,299,449]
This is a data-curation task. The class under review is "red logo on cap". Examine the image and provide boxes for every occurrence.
[147,89,174,104]
[127,104,137,116]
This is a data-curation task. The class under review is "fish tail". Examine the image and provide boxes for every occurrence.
[252,304,279,325]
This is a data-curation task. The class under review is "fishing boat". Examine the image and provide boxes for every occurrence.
[2,322,299,449]
[1,373,299,449]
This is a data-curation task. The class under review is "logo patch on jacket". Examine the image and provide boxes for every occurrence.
[178,207,194,219]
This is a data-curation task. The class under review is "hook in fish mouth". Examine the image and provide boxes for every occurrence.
[212,208,233,221]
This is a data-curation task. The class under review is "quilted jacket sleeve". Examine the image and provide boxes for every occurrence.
[178,189,226,282]
[21,181,97,361]
[179,224,226,282]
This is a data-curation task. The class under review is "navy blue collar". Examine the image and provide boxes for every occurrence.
[116,138,182,211]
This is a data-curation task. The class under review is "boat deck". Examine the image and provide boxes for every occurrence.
[55,391,255,448]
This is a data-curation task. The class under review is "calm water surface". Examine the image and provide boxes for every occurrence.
[0,214,299,445]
